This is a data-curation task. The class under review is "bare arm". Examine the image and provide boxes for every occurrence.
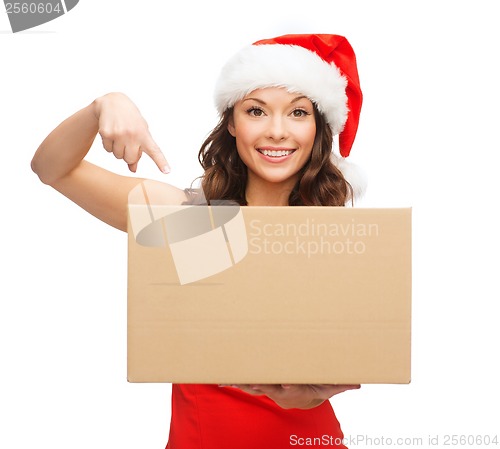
[31,93,186,231]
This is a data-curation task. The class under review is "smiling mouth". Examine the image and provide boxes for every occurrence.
[257,148,296,157]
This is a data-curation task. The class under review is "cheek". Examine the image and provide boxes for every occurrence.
[235,143,254,168]
[306,124,317,146]
[233,125,261,163]
[233,121,258,145]
[233,133,250,163]
[299,125,316,155]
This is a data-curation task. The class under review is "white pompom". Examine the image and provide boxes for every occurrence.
[331,154,368,200]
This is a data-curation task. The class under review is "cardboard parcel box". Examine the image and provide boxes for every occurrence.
[127,182,411,384]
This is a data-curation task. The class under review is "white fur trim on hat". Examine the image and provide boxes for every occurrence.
[215,44,349,136]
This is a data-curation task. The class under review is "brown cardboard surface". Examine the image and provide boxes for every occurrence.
[127,187,411,384]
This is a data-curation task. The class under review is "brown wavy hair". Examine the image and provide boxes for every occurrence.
[197,105,352,206]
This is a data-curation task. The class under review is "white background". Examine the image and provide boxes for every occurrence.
[1,1,499,448]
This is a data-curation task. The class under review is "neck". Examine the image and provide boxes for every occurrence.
[245,174,297,206]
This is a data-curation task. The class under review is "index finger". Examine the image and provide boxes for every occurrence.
[142,135,171,174]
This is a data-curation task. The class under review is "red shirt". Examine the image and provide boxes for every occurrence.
[166,384,347,449]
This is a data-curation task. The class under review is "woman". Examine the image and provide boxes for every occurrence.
[32,34,365,448]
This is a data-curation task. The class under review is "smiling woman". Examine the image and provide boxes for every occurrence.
[31,33,365,449]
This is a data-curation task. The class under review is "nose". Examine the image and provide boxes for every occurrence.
[266,115,289,141]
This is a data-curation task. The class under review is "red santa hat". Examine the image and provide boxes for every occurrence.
[214,33,366,198]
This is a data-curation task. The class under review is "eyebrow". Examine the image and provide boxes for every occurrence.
[241,95,308,105]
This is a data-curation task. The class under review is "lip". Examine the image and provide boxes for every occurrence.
[256,147,296,163]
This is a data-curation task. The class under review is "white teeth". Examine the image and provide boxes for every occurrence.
[260,149,293,157]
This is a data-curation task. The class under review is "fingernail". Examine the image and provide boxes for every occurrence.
[162,165,171,174]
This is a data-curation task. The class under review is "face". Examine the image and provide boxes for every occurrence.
[228,87,316,190]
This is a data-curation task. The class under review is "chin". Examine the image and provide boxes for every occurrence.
[260,172,299,185]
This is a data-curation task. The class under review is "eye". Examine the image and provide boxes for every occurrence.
[291,108,310,118]
[247,107,265,117]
